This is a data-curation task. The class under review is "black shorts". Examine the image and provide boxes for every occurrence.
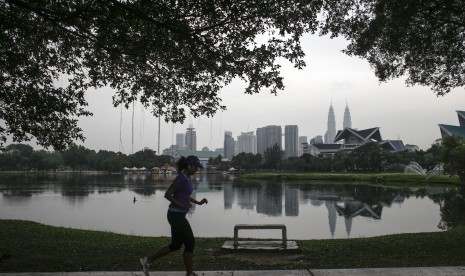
[167,211,195,253]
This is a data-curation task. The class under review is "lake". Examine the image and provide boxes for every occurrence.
[0,173,463,239]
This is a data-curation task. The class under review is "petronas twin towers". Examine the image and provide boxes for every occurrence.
[324,102,352,144]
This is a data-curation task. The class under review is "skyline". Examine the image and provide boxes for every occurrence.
[14,34,463,153]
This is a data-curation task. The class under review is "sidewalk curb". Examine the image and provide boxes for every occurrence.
[1,267,465,276]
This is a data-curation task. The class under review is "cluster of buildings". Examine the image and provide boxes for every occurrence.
[159,103,433,166]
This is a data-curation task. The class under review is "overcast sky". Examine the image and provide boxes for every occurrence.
[75,33,463,154]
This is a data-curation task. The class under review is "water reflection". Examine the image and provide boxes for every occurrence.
[0,174,464,239]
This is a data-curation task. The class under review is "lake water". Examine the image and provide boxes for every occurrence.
[0,173,463,240]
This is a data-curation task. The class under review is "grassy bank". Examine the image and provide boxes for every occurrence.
[1,220,465,272]
[241,172,460,184]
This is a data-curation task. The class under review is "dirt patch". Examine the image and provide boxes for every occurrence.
[221,251,306,266]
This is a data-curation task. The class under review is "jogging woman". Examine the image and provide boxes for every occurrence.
[140,155,208,276]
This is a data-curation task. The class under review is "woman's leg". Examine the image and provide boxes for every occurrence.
[145,211,183,264]
[147,245,171,263]
[180,216,195,274]
[183,251,194,275]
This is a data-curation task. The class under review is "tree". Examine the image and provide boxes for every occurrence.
[130,148,157,168]
[63,144,93,171]
[263,143,284,170]
[3,143,34,171]
[321,0,465,95]
[280,157,305,172]
[440,136,465,183]
[231,152,262,171]
[1,1,320,150]
[4,1,463,151]
[332,150,352,172]
[32,150,62,171]
[153,154,174,167]
[89,150,128,172]
[350,142,385,172]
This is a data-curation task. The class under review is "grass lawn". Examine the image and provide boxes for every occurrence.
[1,220,465,272]
[241,172,460,185]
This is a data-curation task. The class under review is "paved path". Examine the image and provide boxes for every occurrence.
[2,267,465,276]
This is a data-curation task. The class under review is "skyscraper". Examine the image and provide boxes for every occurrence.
[324,103,336,144]
[310,135,323,144]
[176,133,186,149]
[223,131,234,160]
[343,102,352,129]
[285,125,299,158]
[185,124,196,151]
[256,125,282,155]
[237,131,257,154]
[298,136,308,156]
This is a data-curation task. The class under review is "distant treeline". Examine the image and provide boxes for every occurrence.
[0,144,173,172]
[0,140,450,175]
[215,141,443,174]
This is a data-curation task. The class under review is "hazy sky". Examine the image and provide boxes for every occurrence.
[74,34,463,153]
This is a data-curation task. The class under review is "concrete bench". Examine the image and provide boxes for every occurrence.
[233,224,287,249]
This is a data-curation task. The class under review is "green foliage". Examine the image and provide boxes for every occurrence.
[321,0,465,96]
[0,143,174,172]
[230,152,262,171]
[2,1,462,151]
[128,148,163,169]
[242,172,458,185]
[285,142,443,174]
[280,157,305,172]
[207,155,230,171]
[88,150,129,172]
[437,187,465,229]
[352,142,386,172]
[263,143,284,170]
[332,150,352,172]
[32,150,63,171]
[440,136,465,183]
[63,144,94,172]
[0,144,62,171]
[0,140,446,175]
[0,1,320,150]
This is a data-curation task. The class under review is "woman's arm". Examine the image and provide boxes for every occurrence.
[190,197,208,205]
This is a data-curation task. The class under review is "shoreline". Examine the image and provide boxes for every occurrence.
[240,172,460,184]
[0,170,458,181]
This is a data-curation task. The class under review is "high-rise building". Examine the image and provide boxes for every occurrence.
[214,148,224,157]
[285,125,299,158]
[237,131,257,154]
[324,103,336,144]
[310,135,323,144]
[162,145,179,156]
[223,131,234,160]
[176,133,186,149]
[343,103,352,129]
[298,136,307,156]
[256,125,282,155]
[185,124,196,151]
